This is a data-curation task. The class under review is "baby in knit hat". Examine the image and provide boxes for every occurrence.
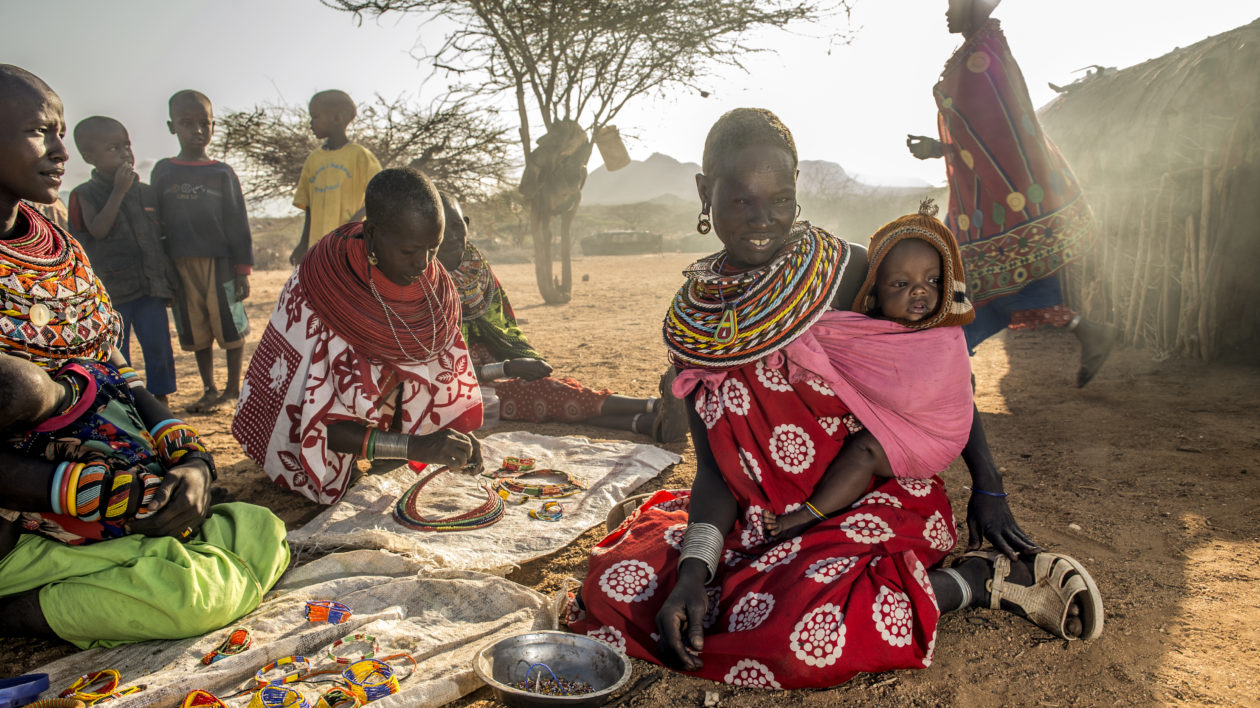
[853,198,975,329]
[763,199,975,541]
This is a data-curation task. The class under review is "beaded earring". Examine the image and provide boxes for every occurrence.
[696,206,712,235]
[368,252,379,266]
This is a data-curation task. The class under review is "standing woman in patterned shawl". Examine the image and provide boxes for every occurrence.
[907,0,1117,385]
[233,168,484,505]
[568,108,1102,690]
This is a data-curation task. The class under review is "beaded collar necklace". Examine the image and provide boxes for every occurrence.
[664,222,849,370]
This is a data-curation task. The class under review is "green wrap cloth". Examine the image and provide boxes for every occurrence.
[0,502,289,649]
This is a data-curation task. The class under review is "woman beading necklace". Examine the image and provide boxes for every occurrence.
[367,270,441,363]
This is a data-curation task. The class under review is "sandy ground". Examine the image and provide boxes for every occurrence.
[5,253,1259,707]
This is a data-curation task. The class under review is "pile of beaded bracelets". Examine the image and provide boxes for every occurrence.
[202,627,252,665]
[255,655,311,688]
[149,418,207,466]
[528,501,564,522]
[314,686,362,708]
[498,456,536,472]
[342,660,399,704]
[59,669,119,702]
[327,634,378,665]
[305,600,352,624]
[393,467,505,532]
[182,689,227,707]
[248,685,310,708]
[490,469,586,500]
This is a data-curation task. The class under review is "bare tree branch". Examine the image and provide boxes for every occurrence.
[215,92,516,205]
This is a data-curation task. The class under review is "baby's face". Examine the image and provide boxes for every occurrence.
[874,239,942,322]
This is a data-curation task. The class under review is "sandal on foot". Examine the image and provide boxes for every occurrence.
[964,549,1104,641]
[651,366,689,444]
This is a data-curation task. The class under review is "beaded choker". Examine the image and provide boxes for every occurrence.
[393,466,506,531]
[663,223,850,370]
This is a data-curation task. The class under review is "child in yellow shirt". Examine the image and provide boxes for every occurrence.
[289,90,381,265]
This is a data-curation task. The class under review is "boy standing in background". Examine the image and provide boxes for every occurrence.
[288,90,380,265]
[151,90,253,414]
[68,116,179,404]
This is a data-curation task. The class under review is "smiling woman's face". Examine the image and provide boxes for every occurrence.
[698,143,798,270]
[365,207,444,286]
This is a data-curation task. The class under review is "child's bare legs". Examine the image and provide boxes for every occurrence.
[220,346,243,405]
[0,589,54,638]
[189,346,218,413]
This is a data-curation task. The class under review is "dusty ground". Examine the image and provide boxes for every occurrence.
[5,253,1259,707]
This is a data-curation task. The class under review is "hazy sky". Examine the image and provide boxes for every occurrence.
[6,1,1257,201]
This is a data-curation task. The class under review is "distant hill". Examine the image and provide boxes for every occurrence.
[583,152,932,206]
[584,153,699,205]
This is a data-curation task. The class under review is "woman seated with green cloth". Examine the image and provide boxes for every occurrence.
[436,192,688,443]
[0,63,287,649]
[233,168,485,505]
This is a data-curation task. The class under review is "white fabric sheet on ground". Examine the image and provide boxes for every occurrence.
[286,431,680,572]
[28,550,559,707]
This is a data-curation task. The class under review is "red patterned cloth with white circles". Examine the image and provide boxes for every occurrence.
[569,357,954,689]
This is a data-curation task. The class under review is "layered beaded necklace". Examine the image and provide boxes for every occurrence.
[664,222,850,370]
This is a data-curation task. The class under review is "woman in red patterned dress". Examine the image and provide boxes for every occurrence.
[568,108,1103,690]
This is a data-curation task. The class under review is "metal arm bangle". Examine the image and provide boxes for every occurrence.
[479,362,506,380]
[372,431,411,460]
[678,522,725,584]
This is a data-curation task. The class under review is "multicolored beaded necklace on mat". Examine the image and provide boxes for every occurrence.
[663,223,850,370]
[393,466,505,531]
[488,469,586,500]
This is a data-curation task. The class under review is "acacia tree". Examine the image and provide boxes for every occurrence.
[325,0,850,304]
[216,93,515,205]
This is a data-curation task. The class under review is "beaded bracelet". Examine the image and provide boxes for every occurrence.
[255,655,311,687]
[116,365,145,389]
[803,501,828,521]
[529,501,564,522]
[181,689,227,707]
[500,456,536,472]
[327,634,378,665]
[74,464,107,522]
[59,669,120,701]
[314,685,362,708]
[342,660,399,704]
[304,600,352,624]
[202,627,252,665]
[248,685,311,708]
[964,486,1009,498]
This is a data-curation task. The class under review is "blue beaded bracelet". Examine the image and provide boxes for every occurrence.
[965,486,1009,498]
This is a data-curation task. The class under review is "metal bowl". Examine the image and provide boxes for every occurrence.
[473,630,632,708]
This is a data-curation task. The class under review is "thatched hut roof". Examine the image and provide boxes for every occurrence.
[1040,17,1260,181]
